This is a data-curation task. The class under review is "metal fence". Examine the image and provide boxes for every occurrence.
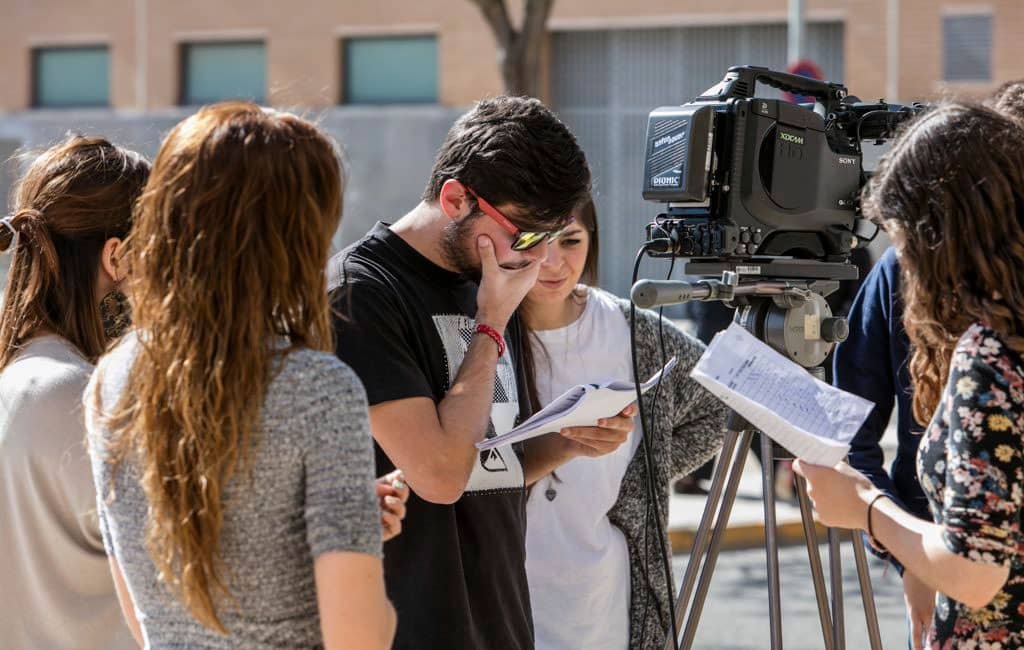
[551,22,846,299]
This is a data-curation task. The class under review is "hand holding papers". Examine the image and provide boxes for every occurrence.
[476,357,678,451]
[690,323,874,466]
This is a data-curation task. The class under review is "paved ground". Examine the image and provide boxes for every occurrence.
[668,445,817,554]
[667,415,901,554]
[663,421,908,648]
[670,543,907,649]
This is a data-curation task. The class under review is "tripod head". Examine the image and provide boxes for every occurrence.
[631,259,853,369]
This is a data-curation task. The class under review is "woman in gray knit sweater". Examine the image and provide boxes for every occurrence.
[86,103,396,649]
[521,198,727,650]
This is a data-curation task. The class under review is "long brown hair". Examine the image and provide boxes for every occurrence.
[862,103,1024,425]
[518,196,599,414]
[102,103,344,633]
[0,136,149,371]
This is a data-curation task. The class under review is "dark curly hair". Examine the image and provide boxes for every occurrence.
[862,103,1024,425]
[988,79,1024,124]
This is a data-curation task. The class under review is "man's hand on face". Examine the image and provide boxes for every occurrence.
[474,235,541,333]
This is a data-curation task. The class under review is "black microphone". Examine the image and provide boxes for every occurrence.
[630,280,708,309]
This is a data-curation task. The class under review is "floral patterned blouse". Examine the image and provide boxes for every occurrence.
[917,323,1024,648]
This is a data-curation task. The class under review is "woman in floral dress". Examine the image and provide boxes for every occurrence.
[795,102,1024,650]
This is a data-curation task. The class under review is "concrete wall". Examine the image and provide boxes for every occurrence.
[0,138,21,293]
[0,107,463,254]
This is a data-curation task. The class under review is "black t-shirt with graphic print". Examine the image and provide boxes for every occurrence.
[328,222,533,650]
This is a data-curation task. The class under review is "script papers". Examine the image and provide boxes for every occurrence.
[475,357,678,451]
[691,323,874,466]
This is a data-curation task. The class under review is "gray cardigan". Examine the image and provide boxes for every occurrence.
[605,293,728,650]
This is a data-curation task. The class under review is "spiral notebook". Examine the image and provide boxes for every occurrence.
[690,323,874,466]
[475,357,678,451]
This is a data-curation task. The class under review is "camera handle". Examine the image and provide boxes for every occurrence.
[698,65,848,114]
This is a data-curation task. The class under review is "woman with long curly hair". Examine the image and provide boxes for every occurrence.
[795,103,1024,648]
[0,135,148,649]
[86,103,395,649]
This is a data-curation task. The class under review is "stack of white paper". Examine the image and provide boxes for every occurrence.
[690,323,874,466]
[475,357,678,451]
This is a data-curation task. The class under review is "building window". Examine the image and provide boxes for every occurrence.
[943,14,992,82]
[181,42,266,105]
[342,35,438,104]
[33,46,110,108]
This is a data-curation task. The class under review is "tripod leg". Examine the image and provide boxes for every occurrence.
[794,474,834,650]
[678,430,753,650]
[828,528,845,650]
[665,430,740,649]
[850,530,883,650]
[760,434,783,650]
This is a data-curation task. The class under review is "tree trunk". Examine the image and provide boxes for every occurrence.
[470,0,554,97]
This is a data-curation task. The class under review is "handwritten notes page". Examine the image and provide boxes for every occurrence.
[691,323,874,466]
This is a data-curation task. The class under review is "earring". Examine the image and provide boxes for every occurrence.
[100,287,131,339]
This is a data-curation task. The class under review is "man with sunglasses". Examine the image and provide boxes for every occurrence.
[328,96,633,650]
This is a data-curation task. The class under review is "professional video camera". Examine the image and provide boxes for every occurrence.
[630,67,927,650]
[641,65,923,267]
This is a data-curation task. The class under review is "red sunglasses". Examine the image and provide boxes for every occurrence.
[465,187,573,251]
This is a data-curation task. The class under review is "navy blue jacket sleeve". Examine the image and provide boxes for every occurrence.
[834,249,902,503]
[834,248,933,572]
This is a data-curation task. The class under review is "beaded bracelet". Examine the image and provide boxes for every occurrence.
[475,323,505,358]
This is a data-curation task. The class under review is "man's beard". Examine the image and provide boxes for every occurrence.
[440,216,482,282]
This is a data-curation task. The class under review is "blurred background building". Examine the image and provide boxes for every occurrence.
[1,0,1021,296]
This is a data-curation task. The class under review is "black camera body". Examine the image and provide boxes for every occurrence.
[642,66,922,263]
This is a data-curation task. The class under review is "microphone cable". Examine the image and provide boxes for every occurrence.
[630,242,680,648]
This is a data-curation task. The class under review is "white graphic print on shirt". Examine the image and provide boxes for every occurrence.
[432,314,524,493]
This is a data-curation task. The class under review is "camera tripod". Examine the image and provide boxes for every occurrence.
[632,264,883,650]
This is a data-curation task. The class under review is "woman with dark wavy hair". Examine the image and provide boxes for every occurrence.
[0,135,148,649]
[86,103,395,649]
[796,103,1024,648]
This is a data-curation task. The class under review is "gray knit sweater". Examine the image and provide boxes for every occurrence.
[607,295,728,650]
[86,334,382,649]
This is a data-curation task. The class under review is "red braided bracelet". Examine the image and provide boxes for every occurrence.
[475,323,505,358]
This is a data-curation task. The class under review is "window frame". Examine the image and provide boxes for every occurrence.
[340,34,439,106]
[941,12,994,83]
[31,44,111,109]
[178,40,268,106]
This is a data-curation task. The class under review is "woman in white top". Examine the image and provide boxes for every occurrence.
[520,198,727,649]
[0,136,150,649]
